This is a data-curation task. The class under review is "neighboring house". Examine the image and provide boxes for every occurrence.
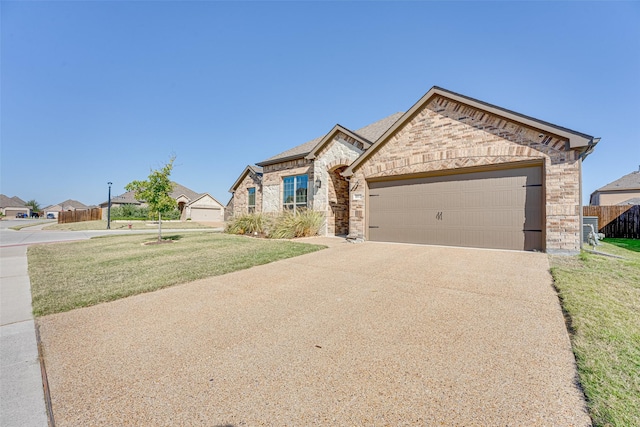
[101,182,225,222]
[589,170,640,206]
[227,86,600,254]
[0,194,30,217]
[43,199,89,219]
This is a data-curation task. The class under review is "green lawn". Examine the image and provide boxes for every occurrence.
[43,219,215,231]
[29,232,325,317]
[550,239,640,427]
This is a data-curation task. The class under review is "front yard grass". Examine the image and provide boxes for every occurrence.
[550,239,640,427]
[43,220,214,231]
[29,232,325,317]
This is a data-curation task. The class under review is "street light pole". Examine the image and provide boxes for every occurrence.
[107,182,112,230]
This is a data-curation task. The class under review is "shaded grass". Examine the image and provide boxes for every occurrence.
[29,232,325,316]
[43,220,214,231]
[550,240,640,426]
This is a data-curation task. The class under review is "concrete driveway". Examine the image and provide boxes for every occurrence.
[38,239,590,426]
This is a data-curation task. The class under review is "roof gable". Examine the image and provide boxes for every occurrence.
[304,125,373,160]
[257,112,404,167]
[229,165,263,193]
[344,86,598,177]
[187,193,225,208]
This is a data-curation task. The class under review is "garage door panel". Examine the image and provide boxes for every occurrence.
[368,166,543,251]
[190,208,222,222]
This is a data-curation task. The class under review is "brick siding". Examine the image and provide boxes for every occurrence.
[349,95,583,254]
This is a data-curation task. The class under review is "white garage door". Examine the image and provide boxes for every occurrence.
[367,166,543,251]
[190,207,222,222]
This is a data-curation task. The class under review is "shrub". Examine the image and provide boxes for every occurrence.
[226,213,272,236]
[110,204,181,221]
[109,204,149,220]
[270,209,324,239]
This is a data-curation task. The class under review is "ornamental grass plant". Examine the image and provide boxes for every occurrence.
[226,210,324,239]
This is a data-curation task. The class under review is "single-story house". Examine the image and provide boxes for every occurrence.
[227,86,599,254]
[101,182,225,222]
[0,194,30,217]
[589,169,640,206]
[43,199,89,219]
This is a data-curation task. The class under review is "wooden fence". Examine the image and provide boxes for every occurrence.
[58,208,102,224]
[583,205,640,239]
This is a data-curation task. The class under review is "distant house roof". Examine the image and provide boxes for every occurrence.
[170,182,200,201]
[618,197,640,205]
[229,165,263,193]
[100,182,204,207]
[59,199,89,210]
[0,194,28,208]
[256,112,404,167]
[594,171,640,192]
[11,196,27,206]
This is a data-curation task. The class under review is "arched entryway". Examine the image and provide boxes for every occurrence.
[327,165,350,236]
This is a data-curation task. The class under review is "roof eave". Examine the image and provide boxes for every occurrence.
[256,153,309,167]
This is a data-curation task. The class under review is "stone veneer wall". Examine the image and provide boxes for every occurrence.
[262,159,313,213]
[229,171,262,218]
[313,134,364,235]
[348,95,583,254]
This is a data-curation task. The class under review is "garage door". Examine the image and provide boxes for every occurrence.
[367,166,543,251]
[190,207,222,222]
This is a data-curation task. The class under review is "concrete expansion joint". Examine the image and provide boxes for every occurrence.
[34,321,56,427]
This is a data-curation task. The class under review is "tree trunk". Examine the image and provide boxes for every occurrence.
[158,212,162,241]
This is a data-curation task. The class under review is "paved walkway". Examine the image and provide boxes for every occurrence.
[0,245,49,427]
[38,241,591,426]
[0,222,223,427]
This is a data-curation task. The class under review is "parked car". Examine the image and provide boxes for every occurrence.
[46,213,55,219]
[15,213,28,218]
[31,212,39,218]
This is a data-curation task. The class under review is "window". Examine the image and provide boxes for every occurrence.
[283,175,308,212]
[248,187,256,213]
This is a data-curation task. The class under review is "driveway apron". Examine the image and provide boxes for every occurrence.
[38,241,590,426]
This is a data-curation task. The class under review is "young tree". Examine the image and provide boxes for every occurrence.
[125,156,176,241]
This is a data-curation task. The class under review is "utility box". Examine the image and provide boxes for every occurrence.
[583,216,599,243]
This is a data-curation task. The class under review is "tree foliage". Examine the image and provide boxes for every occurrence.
[26,199,41,212]
[125,156,176,240]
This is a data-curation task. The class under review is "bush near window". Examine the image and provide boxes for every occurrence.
[226,210,323,239]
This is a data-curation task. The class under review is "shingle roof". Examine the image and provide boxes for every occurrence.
[0,194,27,208]
[257,112,404,166]
[618,197,640,206]
[352,112,404,143]
[11,196,27,205]
[170,182,200,201]
[595,171,640,192]
[58,199,89,210]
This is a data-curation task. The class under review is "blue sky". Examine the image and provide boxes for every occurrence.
[1,1,639,208]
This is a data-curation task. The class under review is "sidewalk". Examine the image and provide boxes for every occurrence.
[0,245,49,427]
